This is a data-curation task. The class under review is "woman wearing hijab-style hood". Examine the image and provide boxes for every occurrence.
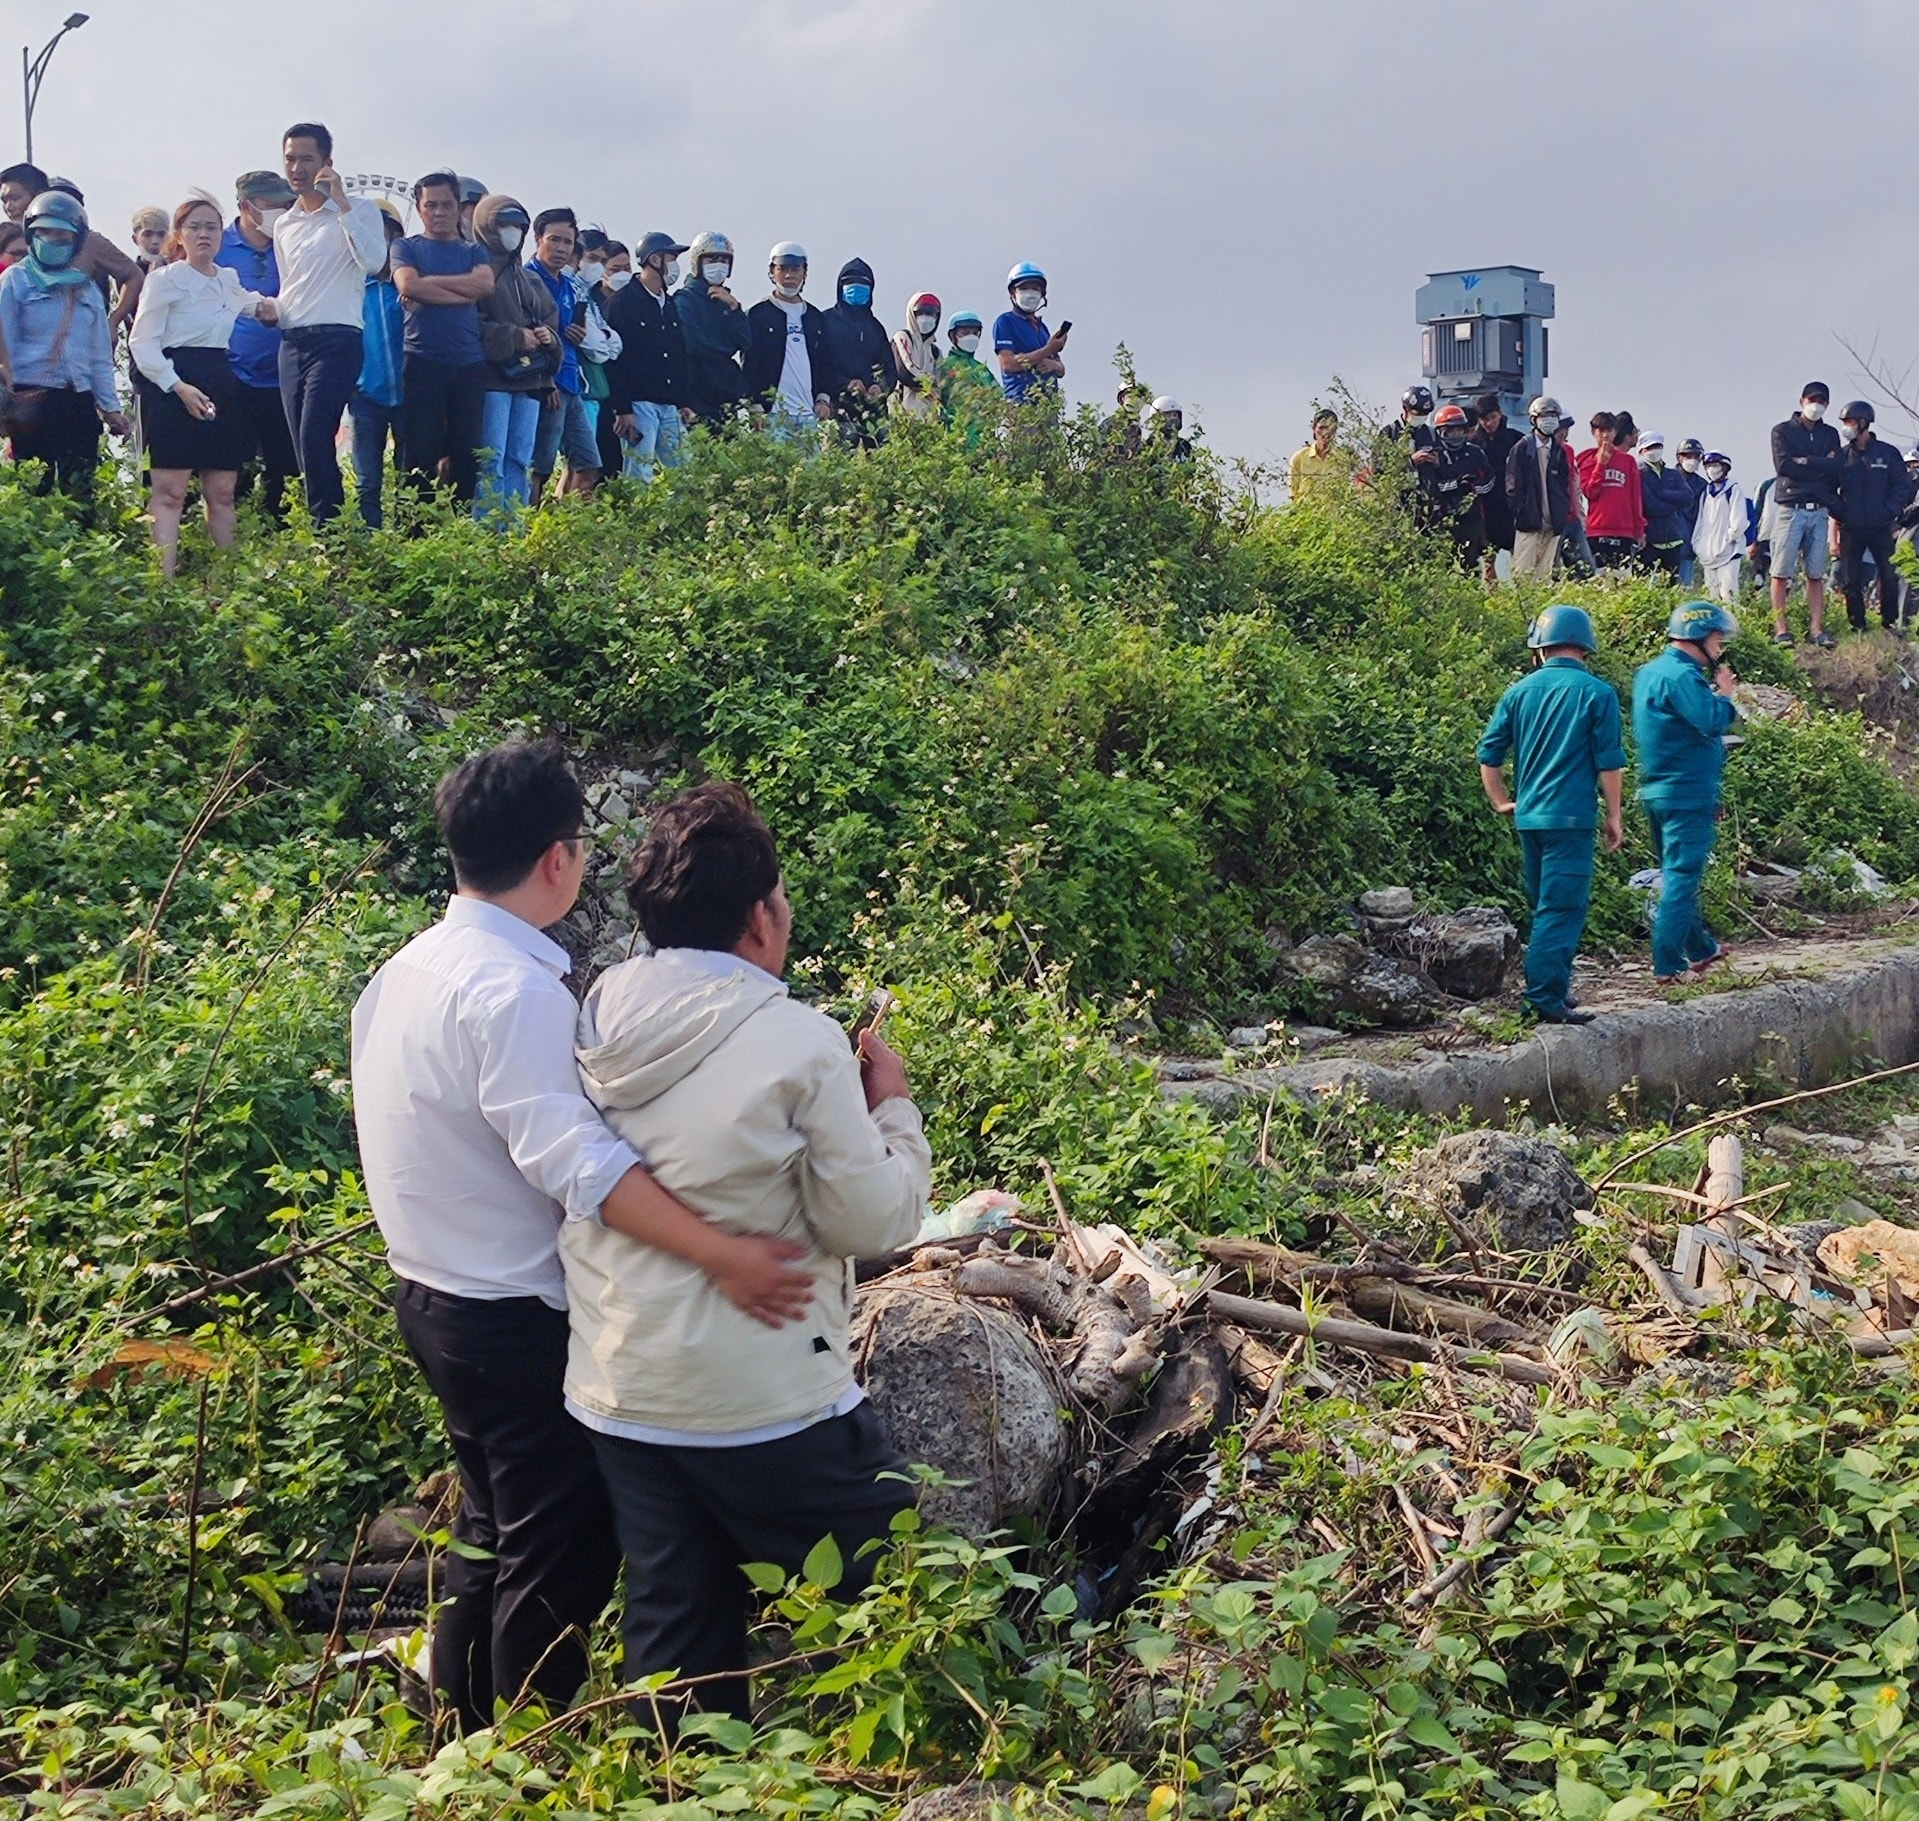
[891,290,941,420]
[816,257,898,444]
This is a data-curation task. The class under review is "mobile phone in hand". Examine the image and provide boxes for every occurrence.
[849,989,895,1053]
[1058,321,1073,336]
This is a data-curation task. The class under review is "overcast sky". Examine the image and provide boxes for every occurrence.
[24,0,1919,489]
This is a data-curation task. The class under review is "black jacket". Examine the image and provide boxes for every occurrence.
[1505,433,1573,534]
[675,275,752,422]
[1771,414,1844,509]
[1419,440,1493,530]
[1836,435,1917,527]
[1470,421,1524,542]
[743,297,827,409]
[604,280,686,411]
[815,258,899,404]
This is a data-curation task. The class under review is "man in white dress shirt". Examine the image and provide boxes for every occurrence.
[351,740,814,1730]
[274,122,388,524]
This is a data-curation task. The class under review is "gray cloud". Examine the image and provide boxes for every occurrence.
[29,0,1919,482]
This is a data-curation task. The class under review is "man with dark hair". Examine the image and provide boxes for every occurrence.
[351,743,815,1733]
[564,781,930,1733]
[1835,401,1914,634]
[276,122,389,522]
[0,162,49,222]
[1469,394,1523,581]
[217,171,299,524]
[1770,382,1843,646]
[525,207,602,498]
[393,171,494,504]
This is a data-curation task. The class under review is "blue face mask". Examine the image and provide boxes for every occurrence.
[30,231,76,270]
[841,283,871,307]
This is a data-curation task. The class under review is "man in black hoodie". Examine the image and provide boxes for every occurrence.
[605,230,690,480]
[815,258,899,447]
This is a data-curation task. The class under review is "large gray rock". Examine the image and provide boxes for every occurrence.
[1393,1129,1594,1252]
[853,1274,1069,1537]
[1283,934,1444,1029]
[1359,886,1417,922]
[1368,906,1520,1001]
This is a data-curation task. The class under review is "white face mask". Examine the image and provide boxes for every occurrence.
[579,261,605,287]
[1706,465,1728,483]
[1802,401,1826,422]
[1679,457,1699,473]
[1534,415,1560,435]
[775,275,804,298]
[1013,288,1045,313]
[702,259,731,285]
[663,257,681,286]
[954,332,980,353]
[914,312,938,335]
[256,206,287,232]
[496,226,523,253]
[604,268,632,291]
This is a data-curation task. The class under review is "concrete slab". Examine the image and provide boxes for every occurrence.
[1164,932,1919,1124]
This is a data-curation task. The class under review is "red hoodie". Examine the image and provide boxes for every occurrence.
[1577,445,1645,540]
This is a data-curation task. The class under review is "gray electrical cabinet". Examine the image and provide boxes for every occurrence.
[1415,266,1554,423]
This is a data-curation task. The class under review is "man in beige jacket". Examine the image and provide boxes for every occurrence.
[562,781,930,1728]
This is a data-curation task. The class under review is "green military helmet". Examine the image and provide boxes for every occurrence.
[1526,604,1598,653]
[1668,600,1739,644]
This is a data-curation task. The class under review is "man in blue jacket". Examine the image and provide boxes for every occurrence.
[1478,605,1625,1024]
[217,171,298,523]
[1638,432,1696,579]
[1633,602,1742,985]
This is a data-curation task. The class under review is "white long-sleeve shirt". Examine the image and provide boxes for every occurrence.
[273,195,388,332]
[128,261,268,391]
[350,895,642,1308]
[1694,478,1753,569]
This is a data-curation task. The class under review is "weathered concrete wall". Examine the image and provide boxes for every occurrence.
[1166,948,1919,1124]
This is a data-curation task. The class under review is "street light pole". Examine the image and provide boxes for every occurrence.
[21,14,88,168]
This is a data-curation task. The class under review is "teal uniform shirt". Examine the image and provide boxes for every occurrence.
[1476,657,1626,830]
[1632,645,1739,810]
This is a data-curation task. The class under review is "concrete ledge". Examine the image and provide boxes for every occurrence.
[1164,947,1919,1124]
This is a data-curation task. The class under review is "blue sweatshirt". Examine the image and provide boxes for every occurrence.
[1631,645,1739,810]
[1477,657,1626,831]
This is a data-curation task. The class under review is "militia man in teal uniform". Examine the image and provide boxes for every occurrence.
[1477,605,1626,1025]
[1633,601,1741,984]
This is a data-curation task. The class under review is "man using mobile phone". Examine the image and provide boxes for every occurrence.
[994,261,1067,404]
[275,122,389,523]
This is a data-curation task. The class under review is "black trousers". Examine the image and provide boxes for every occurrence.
[278,325,362,524]
[590,1402,913,1729]
[1839,520,1900,629]
[392,1280,620,1730]
[7,385,101,502]
[231,378,298,524]
[1591,536,1640,572]
[400,356,487,503]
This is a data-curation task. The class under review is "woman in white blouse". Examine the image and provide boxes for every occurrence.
[127,196,278,575]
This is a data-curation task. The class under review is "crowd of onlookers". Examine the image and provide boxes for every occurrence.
[1290,384,1919,645]
[0,126,1193,575]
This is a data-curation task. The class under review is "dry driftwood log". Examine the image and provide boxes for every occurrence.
[1205,1289,1558,1388]
[952,1246,1161,1414]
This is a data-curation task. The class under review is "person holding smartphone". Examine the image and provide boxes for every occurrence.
[274,122,389,524]
[993,261,1068,405]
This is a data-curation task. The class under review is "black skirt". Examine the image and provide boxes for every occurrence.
[136,345,250,471]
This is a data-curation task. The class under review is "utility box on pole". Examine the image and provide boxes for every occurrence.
[1416,266,1553,422]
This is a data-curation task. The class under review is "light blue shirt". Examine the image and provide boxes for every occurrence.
[0,265,118,409]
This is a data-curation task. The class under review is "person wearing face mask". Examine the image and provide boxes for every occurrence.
[890,291,942,420]
[605,230,692,482]
[1834,401,1915,635]
[1635,433,1693,580]
[1769,382,1844,647]
[1469,395,1523,582]
[994,262,1067,405]
[744,243,831,441]
[675,230,752,430]
[1672,439,1708,584]
[588,242,632,475]
[1421,403,1495,566]
[1692,453,1751,607]
[1504,396,1573,579]
[1370,386,1438,492]
[472,194,561,521]
[817,258,900,446]
[0,190,131,511]
[217,171,299,525]
[935,309,998,442]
